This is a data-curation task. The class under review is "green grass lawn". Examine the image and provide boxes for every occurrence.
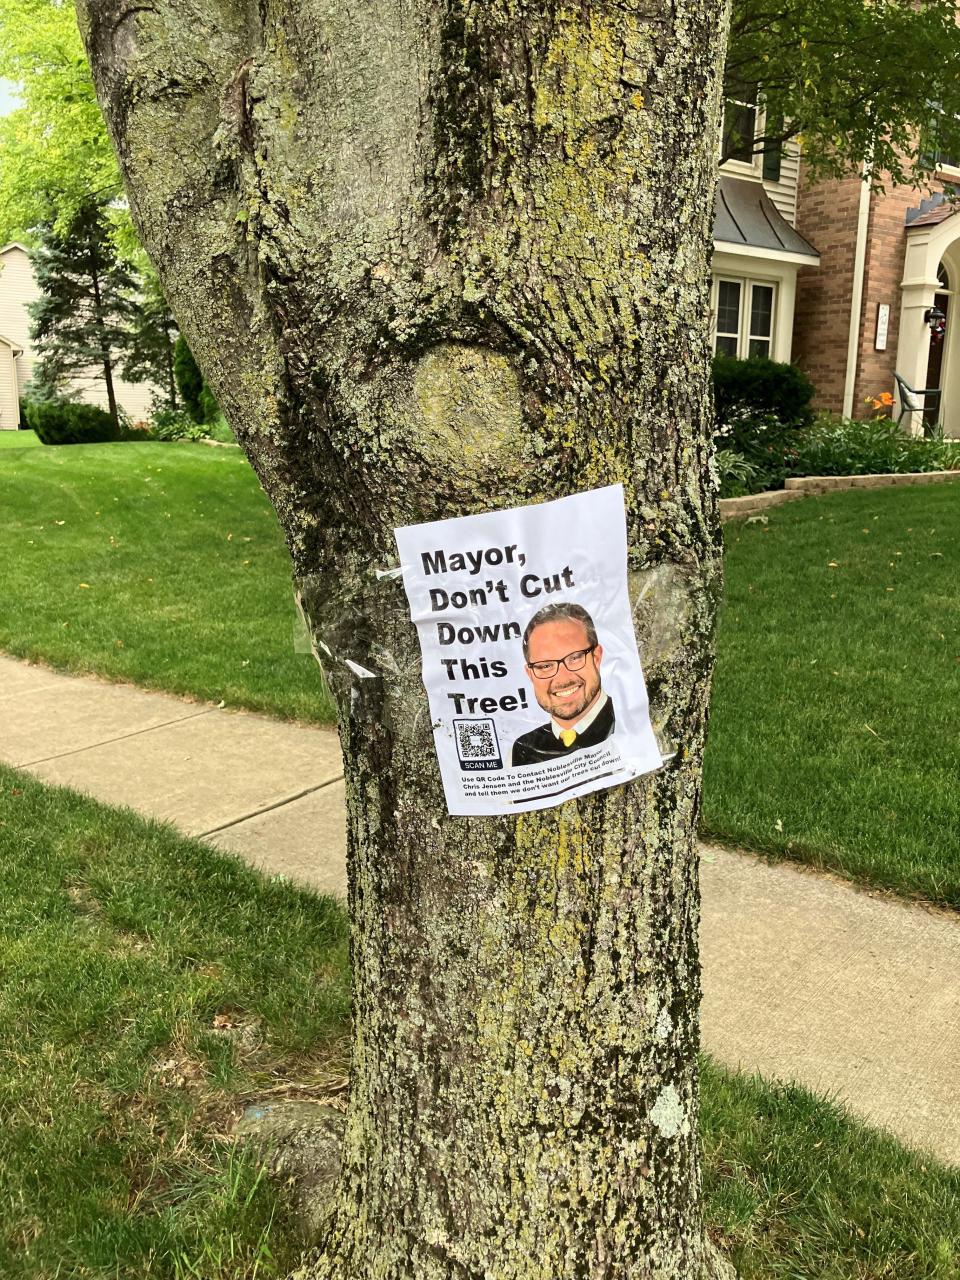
[1,443,958,906]
[2,764,957,1280]
[0,441,333,722]
[0,429,40,449]
[0,763,349,1280]
[703,486,960,907]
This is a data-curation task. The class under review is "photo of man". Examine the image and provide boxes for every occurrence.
[511,601,616,767]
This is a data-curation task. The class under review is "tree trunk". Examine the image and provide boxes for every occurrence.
[77,3,731,1276]
[89,257,119,425]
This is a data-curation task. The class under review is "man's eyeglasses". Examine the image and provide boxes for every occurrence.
[526,646,597,680]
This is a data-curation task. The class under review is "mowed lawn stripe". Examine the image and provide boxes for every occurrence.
[1,764,958,1280]
[703,484,960,907]
[0,442,333,723]
[3,443,959,907]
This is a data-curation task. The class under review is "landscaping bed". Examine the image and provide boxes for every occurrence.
[1,764,957,1280]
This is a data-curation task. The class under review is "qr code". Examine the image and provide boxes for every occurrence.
[454,718,503,771]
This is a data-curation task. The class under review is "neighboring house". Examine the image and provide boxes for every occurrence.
[710,102,960,437]
[793,170,960,435]
[0,241,155,430]
[710,91,821,371]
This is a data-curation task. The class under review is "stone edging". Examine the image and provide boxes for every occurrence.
[720,469,960,521]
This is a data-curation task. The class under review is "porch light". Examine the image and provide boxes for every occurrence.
[924,305,946,335]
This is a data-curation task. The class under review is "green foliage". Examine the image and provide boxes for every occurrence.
[173,336,220,424]
[122,258,180,409]
[727,0,960,185]
[0,0,124,243]
[24,398,121,445]
[712,357,815,492]
[715,415,960,496]
[713,355,814,432]
[174,336,205,423]
[204,414,236,444]
[149,408,209,442]
[792,415,960,478]
[714,448,762,498]
[199,381,221,423]
[28,198,140,420]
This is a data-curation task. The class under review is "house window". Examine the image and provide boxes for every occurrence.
[722,82,758,166]
[922,107,960,174]
[712,277,777,359]
[714,280,742,356]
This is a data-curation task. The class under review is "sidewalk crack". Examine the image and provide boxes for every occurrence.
[196,777,344,838]
[19,707,218,767]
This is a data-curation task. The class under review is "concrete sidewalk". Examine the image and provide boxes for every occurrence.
[3,655,958,1166]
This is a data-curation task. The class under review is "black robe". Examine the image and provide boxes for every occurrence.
[510,698,616,768]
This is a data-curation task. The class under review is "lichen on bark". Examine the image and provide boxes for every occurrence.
[77,1,733,1275]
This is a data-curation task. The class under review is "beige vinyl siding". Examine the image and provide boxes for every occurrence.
[0,246,40,395]
[66,368,156,422]
[0,341,19,429]
[763,141,801,226]
[0,243,158,420]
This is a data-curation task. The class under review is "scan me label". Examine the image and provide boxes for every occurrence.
[394,485,662,815]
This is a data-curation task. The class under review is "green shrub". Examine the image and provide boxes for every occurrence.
[25,399,122,446]
[714,448,762,498]
[712,354,815,433]
[173,337,220,424]
[715,409,801,492]
[149,408,208,442]
[792,415,960,477]
[198,382,220,424]
[173,336,204,423]
[204,414,236,443]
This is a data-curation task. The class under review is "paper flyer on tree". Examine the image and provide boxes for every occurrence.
[394,484,663,815]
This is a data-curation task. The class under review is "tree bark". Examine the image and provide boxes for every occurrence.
[77,2,731,1275]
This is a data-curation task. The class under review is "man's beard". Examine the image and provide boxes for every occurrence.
[539,672,601,723]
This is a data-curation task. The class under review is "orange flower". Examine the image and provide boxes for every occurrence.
[865,390,894,411]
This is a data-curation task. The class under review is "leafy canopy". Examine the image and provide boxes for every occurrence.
[0,0,122,244]
[726,0,960,185]
[1,0,960,248]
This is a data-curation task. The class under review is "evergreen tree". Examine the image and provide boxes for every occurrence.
[122,262,180,410]
[28,198,139,424]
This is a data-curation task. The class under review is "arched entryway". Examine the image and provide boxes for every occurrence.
[923,263,951,429]
[898,211,960,436]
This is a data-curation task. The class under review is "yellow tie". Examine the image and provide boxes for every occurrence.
[560,729,577,748]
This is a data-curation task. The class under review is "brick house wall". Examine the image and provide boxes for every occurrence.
[792,163,955,418]
[855,182,946,410]
[792,169,866,412]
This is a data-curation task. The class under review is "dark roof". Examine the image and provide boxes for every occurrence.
[905,193,957,228]
[713,176,819,259]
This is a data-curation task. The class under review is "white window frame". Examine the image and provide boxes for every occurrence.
[711,275,778,359]
[721,94,764,179]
